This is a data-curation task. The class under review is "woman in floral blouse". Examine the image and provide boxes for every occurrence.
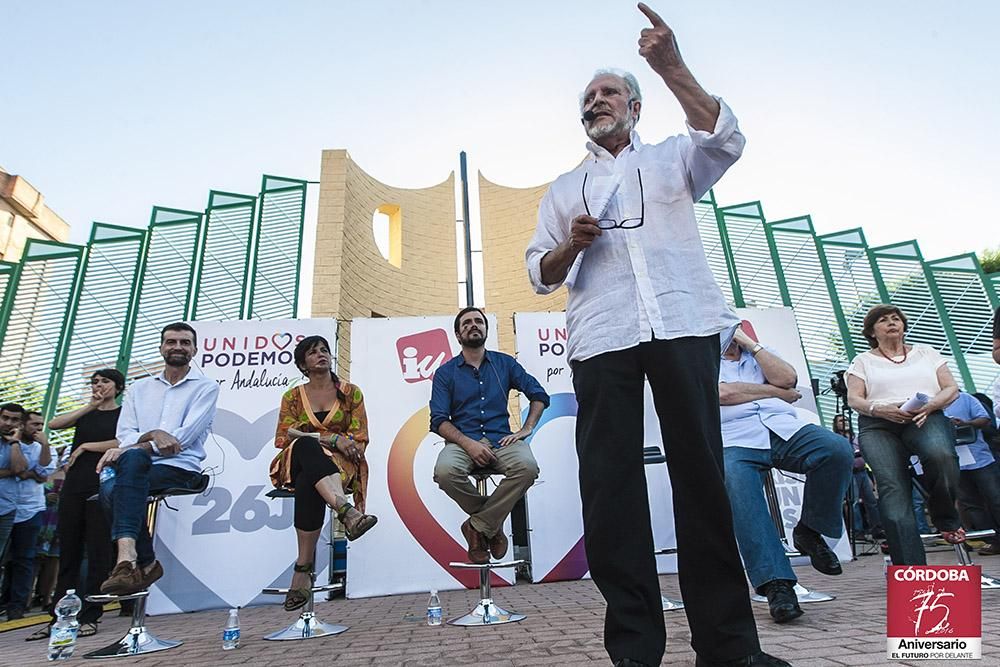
[270,335,377,610]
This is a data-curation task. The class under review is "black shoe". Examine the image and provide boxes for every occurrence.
[696,651,792,667]
[793,522,842,575]
[763,579,803,624]
[614,660,650,667]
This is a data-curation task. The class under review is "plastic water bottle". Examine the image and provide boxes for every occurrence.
[426,590,442,626]
[222,608,240,650]
[99,465,116,485]
[884,556,892,579]
[47,589,82,661]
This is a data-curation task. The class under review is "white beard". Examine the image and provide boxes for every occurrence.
[586,112,636,142]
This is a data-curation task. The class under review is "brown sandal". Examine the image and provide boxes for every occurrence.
[338,504,378,541]
[284,562,313,612]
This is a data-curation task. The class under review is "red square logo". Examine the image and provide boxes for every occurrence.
[396,329,452,383]
[887,565,981,660]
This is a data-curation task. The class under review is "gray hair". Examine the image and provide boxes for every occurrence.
[579,68,643,113]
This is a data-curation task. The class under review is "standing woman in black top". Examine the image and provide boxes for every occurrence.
[29,369,124,639]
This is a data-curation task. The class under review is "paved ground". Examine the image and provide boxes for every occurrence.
[1,545,997,666]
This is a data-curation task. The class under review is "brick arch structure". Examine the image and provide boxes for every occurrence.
[313,149,459,377]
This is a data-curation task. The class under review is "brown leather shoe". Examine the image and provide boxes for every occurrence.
[488,530,508,560]
[139,560,164,589]
[100,561,145,596]
[461,519,489,564]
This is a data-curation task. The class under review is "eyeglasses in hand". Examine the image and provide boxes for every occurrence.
[581,169,644,230]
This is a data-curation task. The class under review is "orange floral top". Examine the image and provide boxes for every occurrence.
[269,381,371,513]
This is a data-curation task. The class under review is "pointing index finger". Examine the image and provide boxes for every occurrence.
[638,3,666,27]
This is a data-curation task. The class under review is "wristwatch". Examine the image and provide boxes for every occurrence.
[750,343,764,356]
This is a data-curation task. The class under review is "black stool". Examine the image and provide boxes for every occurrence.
[84,474,210,659]
[642,446,684,612]
[446,469,526,626]
[749,470,834,605]
[260,488,347,640]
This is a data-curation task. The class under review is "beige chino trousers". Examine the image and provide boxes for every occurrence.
[432,439,539,538]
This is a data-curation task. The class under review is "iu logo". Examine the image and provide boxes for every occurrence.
[886,565,981,660]
[396,329,452,383]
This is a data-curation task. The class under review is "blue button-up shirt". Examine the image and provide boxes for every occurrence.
[0,435,21,516]
[719,347,808,450]
[429,350,550,448]
[943,392,994,471]
[13,441,56,522]
[116,365,220,473]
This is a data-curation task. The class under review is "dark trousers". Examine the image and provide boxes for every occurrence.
[958,462,1000,547]
[290,437,340,531]
[7,511,43,615]
[50,487,113,623]
[572,336,760,666]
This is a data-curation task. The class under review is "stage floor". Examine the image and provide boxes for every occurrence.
[2,546,997,666]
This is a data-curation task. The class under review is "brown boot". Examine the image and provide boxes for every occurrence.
[461,519,489,564]
[488,531,508,560]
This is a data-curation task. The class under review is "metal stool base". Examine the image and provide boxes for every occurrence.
[83,627,181,659]
[264,612,348,641]
[661,596,684,611]
[752,583,834,604]
[448,598,526,626]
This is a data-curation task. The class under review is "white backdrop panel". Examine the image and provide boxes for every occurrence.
[348,316,514,599]
[149,318,336,614]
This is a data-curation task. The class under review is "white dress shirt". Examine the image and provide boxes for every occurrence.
[719,348,808,450]
[526,98,744,363]
[116,365,219,473]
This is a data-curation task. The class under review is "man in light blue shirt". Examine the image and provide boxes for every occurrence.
[719,327,852,625]
[0,403,30,576]
[96,322,218,596]
[944,391,1000,556]
[3,404,55,619]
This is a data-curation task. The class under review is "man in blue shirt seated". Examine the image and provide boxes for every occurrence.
[96,322,219,596]
[719,327,852,624]
[430,307,549,564]
[944,391,1000,556]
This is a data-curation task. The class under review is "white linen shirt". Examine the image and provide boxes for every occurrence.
[526,98,744,363]
[116,365,219,473]
[719,348,809,450]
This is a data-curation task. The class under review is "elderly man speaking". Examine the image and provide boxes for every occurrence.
[526,5,787,667]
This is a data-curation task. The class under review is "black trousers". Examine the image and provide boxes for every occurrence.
[290,437,340,531]
[572,335,760,665]
[51,487,112,624]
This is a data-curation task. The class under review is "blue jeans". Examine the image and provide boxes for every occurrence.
[0,509,13,560]
[852,469,882,535]
[99,448,200,567]
[958,462,1000,547]
[7,511,43,614]
[858,411,961,565]
[723,424,853,592]
[911,482,932,534]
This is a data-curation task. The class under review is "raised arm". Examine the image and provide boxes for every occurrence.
[637,3,718,131]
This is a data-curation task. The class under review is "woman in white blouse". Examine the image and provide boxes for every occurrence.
[845,304,963,565]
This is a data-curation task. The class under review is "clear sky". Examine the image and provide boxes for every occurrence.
[4,1,998,266]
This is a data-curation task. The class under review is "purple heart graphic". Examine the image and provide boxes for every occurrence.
[212,408,280,461]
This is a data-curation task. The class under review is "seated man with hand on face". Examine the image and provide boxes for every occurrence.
[430,307,548,564]
[719,326,852,623]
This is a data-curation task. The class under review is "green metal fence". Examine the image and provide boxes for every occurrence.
[0,175,306,423]
[0,169,995,429]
